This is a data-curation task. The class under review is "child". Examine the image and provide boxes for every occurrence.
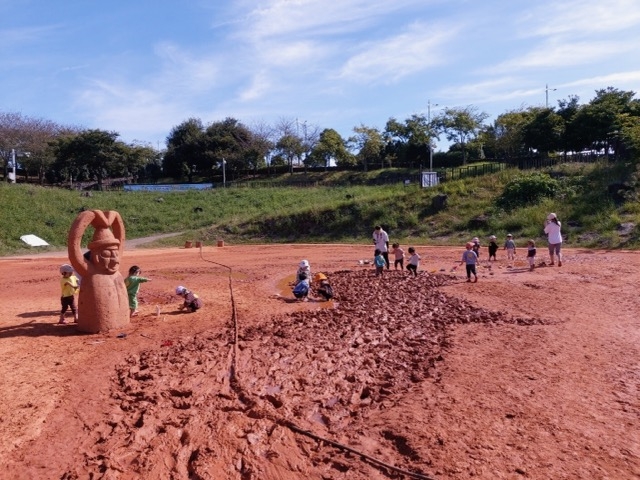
[59,264,79,324]
[527,240,537,271]
[296,259,311,283]
[124,265,150,318]
[488,235,499,261]
[391,243,405,270]
[313,273,334,301]
[460,242,478,283]
[471,237,481,260]
[374,249,386,276]
[504,234,516,261]
[406,247,420,276]
[175,285,203,312]
[292,272,310,301]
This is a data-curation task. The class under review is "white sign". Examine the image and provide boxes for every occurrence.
[421,171,439,188]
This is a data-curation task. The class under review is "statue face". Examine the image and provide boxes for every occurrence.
[95,247,119,274]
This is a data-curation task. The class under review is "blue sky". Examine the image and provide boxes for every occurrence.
[2,0,639,151]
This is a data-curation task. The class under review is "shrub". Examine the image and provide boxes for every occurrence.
[496,173,559,210]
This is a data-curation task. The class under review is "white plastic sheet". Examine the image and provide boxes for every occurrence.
[20,234,49,247]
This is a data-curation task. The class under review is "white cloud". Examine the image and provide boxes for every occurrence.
[521,0,640,37]
[242,0,430,40]
[238,70,272,101]
[337,22,455,83]
[488,39,637,72]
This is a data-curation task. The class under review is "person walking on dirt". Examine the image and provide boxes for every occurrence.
[527,240,537,271]
[460,242,478,282]
[391,243,405,270]
[59,264,79,324]
[373,225,390,269]
[488,235,499,261]
[374,249,386,276]
[471,236,481,261]
[406,247,421,276]
[544,213,563,266]
[124,265,150,318]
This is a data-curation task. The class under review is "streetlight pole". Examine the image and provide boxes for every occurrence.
[545,84,557,108]
[427,100,438,172]
[10,149,16,183]
[222,158,226,187]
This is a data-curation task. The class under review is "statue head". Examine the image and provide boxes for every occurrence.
[87,214,121,274]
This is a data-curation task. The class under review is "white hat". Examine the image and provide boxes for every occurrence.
[489,235,496,240]
[507,233,513,237]
[175,286,186,295]
[472,237,479,243]
[547,213,557,220]
[60,264,74,274]
[299,259,309,268]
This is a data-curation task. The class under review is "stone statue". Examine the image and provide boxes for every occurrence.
[67,210,129,333]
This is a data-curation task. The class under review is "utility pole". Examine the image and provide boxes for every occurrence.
[545,84,557,108]
[427,100,438,172]
[222,158,226,187]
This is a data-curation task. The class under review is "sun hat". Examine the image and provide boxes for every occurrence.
[547,213,557,220]
[314,273,327,282]
[60,264,74,274]
[489,235,496,240]
[175,286,186,295]
[299,260,309,268]
[507,233,513,237]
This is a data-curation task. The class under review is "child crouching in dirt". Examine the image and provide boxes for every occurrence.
[313,273,334,301]
[292,272,310,301]
[175,285,203,312]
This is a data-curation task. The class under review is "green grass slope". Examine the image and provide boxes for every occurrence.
[0,163,638,256]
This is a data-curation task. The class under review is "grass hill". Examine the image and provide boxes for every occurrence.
[0,162,638,256]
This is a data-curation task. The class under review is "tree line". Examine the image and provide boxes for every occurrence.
[1,87,639,187]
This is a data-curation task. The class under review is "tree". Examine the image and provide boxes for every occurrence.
[307,129,353,168]
[383,114,432,168]
[434,106,488,164]
[248,121,275,174]
[349,124,385,171]
[0,112,71,183]
[485,109,535,159]
[522,108,565,156]
[164,118,205,180]
[569,87,638,158]
[50,129,125,189]
[274,134,304,174]
[202,118,255,179]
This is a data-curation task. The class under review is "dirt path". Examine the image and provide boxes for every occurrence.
[0,245,638,479]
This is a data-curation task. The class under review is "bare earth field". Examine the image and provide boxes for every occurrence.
[0,244,638,479]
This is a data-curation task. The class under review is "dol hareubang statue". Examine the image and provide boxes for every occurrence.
[68,210,130,333]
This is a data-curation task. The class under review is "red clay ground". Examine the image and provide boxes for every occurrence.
[0,244,638,479]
